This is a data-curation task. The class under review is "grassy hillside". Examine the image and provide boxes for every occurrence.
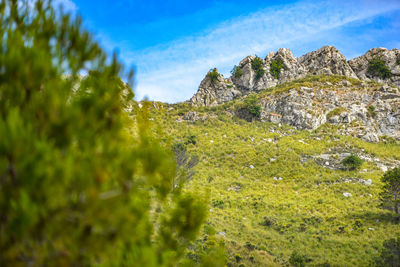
[144,76,400,266]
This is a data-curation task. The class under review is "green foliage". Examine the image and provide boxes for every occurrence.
[341,154,363,170]
[289,251,309,267]
[243,95,261,118]
[185,135,197,145]
[270,59,285,79]
[368,105,377,117]
[252,56,265,79]
[212,199,225,208]
[260,216,276,227]
[327,107,348,120]
[375,237,400,267]
[207,68,220,83]
[379,168,400,216]
[258,74,366,97]
[367,58,392,79]
[0,1,207,266]
[396,57,400,65]
[231,65,243,78]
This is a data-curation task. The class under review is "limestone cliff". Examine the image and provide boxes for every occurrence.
[186,46,400,142]
[190,46,400,106]
[259,83,400,142]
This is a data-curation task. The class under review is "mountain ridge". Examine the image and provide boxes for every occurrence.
[189,46,400,107]
[186,46,400,143]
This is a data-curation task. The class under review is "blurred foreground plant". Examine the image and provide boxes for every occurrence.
[0,0,208,266]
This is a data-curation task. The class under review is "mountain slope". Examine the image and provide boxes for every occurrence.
[145,74,400,266]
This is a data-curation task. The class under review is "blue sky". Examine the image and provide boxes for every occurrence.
[58,0,400,103]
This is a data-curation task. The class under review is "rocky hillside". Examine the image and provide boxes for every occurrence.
[190,46,400,106]
[152,95,400,266]
[189,47,400,142]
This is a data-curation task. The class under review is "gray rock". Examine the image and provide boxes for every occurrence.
[190,70,241,106]
[299,46,358,78]
[182,111,200,121]
[348,47,400,87]
[257,85,400,142]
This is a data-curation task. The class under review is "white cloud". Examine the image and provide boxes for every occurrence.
[103,0,400,103]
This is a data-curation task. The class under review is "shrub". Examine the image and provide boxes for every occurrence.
[341,154,363,170]
[212,199,224,208]
[327,107,348,120]
[270,59,285,79]
[260,216,276,227]
[367,58,392,79]
[375,237,400,266]
[185,135,197,145]
[289,251,309,267]
[0,1,207,265]
[235,254,242,263]
[243,95,261,118]
[252,57,265,79]
[379,168,400,219]
[368,105,377,117]
[207,68,220,83]
[231,65,243,78]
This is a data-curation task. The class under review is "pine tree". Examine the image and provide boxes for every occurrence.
[0,0,207,265]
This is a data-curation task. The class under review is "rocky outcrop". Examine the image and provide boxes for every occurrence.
[231,49,308,92]
[190,46,400,107]
[259,84,400,142]
[348,47,400,86]
[190,71,241,107]
[299,46,357,78]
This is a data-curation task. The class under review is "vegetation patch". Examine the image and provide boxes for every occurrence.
[375,237,400,266]
[327,107,348,120]
[207,68,220,83]
[341,154,363,170]
[367,58,392,79]
[289,251,311,267]
[368,105,377,117]
[252,56,265,79]
[231,65,243,78]
[258,75,364,97]
[270,59,285,79]
[238,94,261,118]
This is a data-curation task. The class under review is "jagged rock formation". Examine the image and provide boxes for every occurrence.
[189,74,242,106]
[298,46,357,78]
[349,47,400,85]
[188,46,400,142]
[190,46,400,106]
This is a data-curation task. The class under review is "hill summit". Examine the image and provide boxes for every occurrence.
[190,46,400,106]
[188,46,400,142]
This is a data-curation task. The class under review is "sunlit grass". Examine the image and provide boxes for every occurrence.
[147,76,399,266]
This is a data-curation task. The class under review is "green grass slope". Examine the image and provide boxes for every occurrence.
[146,76,400,266]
